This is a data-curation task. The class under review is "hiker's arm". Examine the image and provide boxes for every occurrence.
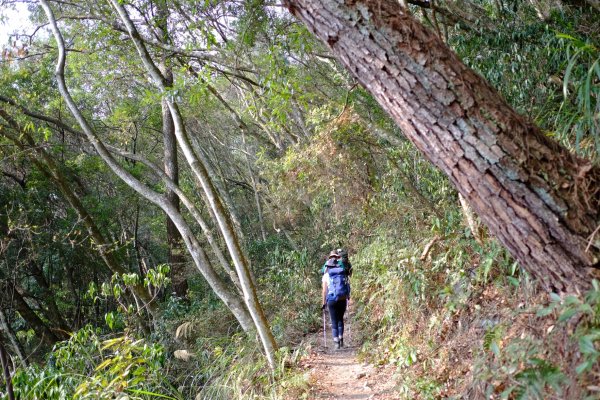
[321,280,328,306]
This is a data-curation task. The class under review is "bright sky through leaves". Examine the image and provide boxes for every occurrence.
[0,2,31,46]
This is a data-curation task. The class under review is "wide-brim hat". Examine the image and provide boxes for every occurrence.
[328,251,340,259]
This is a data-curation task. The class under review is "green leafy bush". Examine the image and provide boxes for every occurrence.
[11,326,179,400]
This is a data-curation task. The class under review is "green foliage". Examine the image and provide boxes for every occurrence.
[509,358,567,400]
[537,281,600,374]
[2,0,599,398]
[259,106,451,254]
[189,336,308,400]
[351,228,598,399]
[471,282,600,399]
[557,34,600,159]
[450,6,600,160]
[483,324,504,357]
[11,326,178,400]
[73,335,176,399]
[92,265,171,330]
[255,245,321,342]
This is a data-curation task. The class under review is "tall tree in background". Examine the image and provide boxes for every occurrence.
[36,0,278,369]
[105,0,277,367]
[284,0,600,292]
[154,1,188,297]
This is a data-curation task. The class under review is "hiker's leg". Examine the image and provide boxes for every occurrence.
[337,300,347,338]
[327,301,340,339]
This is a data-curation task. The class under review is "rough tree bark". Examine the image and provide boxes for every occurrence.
[284,0,600,292]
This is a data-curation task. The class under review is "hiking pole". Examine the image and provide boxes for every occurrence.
[345,300,349,347]
[322,308,327,348]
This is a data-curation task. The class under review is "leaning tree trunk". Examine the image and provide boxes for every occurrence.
[3,286,59,346]
[284,0,600,292]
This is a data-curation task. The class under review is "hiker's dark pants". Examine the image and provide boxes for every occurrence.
[327,299,347,339]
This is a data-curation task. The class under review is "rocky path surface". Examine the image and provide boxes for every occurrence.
[298,310,401,400]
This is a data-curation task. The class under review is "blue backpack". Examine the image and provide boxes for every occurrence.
[326,267,350,302]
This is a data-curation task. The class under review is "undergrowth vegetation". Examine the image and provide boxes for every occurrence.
[451,5,600,160]
[349,229,600,399]
[9,245,317,399]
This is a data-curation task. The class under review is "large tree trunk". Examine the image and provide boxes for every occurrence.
[284,0,600,292]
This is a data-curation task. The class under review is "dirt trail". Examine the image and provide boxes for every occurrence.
[299,310,401,400]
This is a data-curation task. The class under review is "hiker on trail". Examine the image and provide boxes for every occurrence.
[322,250,351,349]
[321,248,352,276]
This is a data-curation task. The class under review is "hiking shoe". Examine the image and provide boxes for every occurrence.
[334,340,340,349]
[339,338,344,348]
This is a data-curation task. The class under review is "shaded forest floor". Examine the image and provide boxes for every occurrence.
[297,308,401,400]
